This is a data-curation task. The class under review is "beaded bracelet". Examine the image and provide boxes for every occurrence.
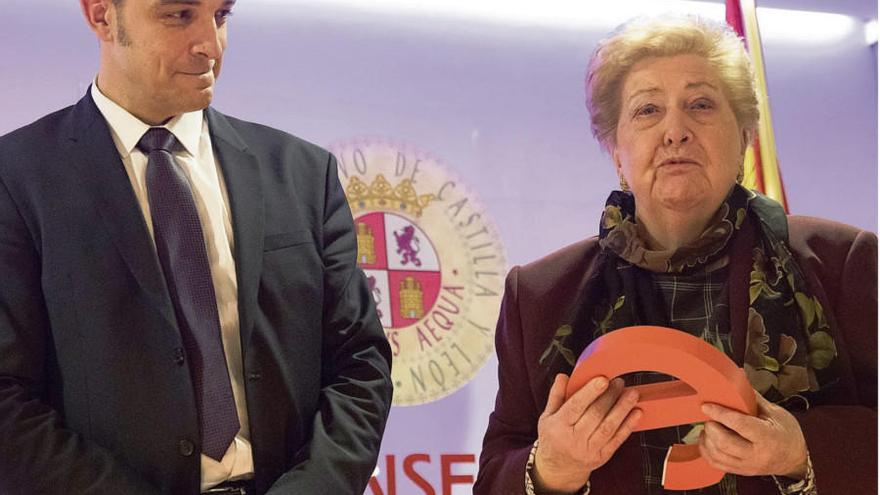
[771,453,817,495]
[525,440,591,495]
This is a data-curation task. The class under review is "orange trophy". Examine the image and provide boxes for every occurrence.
[565,326,757,490]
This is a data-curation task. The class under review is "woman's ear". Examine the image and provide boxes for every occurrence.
[740,128,752,155]
[611,146,631,191]
[611,146,622,175]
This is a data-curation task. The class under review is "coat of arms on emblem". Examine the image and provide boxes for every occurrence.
[353,210,441,329]
[334,139,506,406]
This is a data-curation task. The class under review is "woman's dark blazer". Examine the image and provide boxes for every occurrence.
[476,215,876,494]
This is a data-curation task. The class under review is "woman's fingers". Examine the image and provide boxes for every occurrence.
[535,376,646,488]
[702,420,752,459]
[583,383,640,445]
[598,407,643,461]
[574,378,626,431]
[556,376,610,426]
[699,429,751,475]
[701,402,762,442]
[541,374,570,417]
[536,375,611,492]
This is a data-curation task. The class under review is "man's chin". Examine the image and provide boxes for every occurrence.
[179,88,214,112]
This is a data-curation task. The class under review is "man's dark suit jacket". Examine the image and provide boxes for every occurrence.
[475,215,877,494]
[0,93,393,494]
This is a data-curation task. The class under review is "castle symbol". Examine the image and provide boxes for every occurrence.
[399,276,425,319]
[356,222,376,265]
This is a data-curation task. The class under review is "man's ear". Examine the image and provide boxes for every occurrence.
[80,0,116,43]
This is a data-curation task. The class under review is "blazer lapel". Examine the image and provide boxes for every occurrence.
[66,93,177,328]
[206,108,264,350]
[728,216,757,366]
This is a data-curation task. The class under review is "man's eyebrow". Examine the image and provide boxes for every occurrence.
[157,0,201,5]
[155,0,236,7]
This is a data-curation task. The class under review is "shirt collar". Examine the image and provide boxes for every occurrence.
[90,79,204,157]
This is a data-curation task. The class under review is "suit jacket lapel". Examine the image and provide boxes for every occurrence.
[67,93,177,328]
[206,108,264,350]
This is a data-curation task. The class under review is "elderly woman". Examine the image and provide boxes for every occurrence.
[475,15,876,495]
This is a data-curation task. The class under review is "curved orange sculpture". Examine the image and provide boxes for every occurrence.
[565,325,757,490]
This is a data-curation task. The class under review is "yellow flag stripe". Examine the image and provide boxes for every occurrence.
[740,0,787,208]
[741,144,759,190]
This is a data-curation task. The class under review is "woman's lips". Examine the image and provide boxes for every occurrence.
[659,158,699,166]
[657,160,700,174]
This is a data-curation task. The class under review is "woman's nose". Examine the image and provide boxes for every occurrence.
[663,112,693,146]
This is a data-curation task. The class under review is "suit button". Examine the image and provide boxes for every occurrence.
[248,372,262,382]
[178,439,195,457]
[173,348,185,365]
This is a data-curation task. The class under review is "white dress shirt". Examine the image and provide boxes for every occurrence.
[91,82,254,491]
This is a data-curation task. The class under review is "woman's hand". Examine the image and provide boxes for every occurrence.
[533,374,642,493]
[699,391,808,478]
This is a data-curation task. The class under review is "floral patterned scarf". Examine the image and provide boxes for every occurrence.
[540,184,839,406]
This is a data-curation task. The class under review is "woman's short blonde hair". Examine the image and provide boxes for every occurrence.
[586,15,759,151]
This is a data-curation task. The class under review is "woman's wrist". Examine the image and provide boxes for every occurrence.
[771,451,816,495]
[525,440,591,495]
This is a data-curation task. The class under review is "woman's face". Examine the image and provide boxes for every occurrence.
[612,54,746,217]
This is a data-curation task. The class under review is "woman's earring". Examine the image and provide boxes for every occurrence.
[619,175,630,192]
[736,167,744,184]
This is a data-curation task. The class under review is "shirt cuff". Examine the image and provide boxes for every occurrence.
[771,451,817,495]
[525,440,591,495]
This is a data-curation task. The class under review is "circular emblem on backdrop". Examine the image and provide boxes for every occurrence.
[329,138,506,406]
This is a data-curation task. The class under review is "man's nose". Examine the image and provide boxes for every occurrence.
[192,16,224,60]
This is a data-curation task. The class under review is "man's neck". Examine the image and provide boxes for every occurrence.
[95,72,173,126]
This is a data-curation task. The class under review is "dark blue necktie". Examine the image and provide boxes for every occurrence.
[138,127,239,461]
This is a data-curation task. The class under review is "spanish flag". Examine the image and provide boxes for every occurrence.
[725,0,789,211]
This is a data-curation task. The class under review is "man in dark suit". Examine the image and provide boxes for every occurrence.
[0,0,392,493]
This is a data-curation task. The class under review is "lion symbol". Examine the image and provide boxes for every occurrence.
[394,225,422,267]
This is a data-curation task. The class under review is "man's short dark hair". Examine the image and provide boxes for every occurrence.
[113,0,131,46]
